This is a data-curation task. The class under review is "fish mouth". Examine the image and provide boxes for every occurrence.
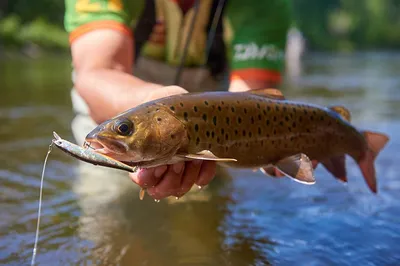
[85,133,129,156]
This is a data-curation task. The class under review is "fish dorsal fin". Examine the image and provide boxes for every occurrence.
[248,88,285,100]
[274,153,316,185]
[329,106,351,122]
[179,150,238,162]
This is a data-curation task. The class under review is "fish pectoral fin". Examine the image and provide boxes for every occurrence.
[274,153,316,185]
[247,88,285,100]
[179,150,238,162]
[329,106,351,122]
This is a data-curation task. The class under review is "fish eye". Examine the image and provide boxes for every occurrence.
[114,119,134,136]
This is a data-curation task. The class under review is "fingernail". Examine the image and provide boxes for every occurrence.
[173,162,184,174]
[155,165,167,178]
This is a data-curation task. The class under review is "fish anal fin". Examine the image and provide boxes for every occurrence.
[329,106,352,122]
[275,153,316,185]
[248,88,285,100]
[321,155,347,183]
[180,150,238,162]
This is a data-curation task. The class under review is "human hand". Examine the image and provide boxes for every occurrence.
[130,161,217,200]
[129,85,217,200]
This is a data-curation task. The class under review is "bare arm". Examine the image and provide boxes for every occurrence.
[71,29,164,124]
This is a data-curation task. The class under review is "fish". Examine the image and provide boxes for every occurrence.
[52,132,137,173]
[84,88,389,193]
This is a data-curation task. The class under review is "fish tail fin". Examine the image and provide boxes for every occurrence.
[321,155,347,183]
[357,131,390,193]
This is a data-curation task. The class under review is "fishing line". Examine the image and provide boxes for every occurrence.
[31,141,54,266]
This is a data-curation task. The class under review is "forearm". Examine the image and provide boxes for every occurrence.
[228,78,279,93]
[74,69,163,124]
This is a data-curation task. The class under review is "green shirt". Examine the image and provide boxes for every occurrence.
[64,0,292,82]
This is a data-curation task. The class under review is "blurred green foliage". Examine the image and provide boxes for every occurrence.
[1,0,400,52]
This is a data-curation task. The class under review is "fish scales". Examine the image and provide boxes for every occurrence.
[85,89,389,192]
[153,92,364,168]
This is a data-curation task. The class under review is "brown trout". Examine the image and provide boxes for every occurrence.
[85,88,389,193]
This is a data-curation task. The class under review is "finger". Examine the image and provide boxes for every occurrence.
[147,162,185,200]
[129,165,168,188]
[174,160,202,197]
[195,161,217,187]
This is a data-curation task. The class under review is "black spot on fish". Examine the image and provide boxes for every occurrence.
[221,128,225,135]
[194,106,198,112]
[180,102,184,107]
[292,122,296,128]
[280,121,283,126]
[307,129,311,133]
[217,137,220,143]
[246,143,249,147]
[267,106,271,111]
[231,107,235,113]
[218,106,222,111]
[258,127,261,134]
[304,110,308,115]
[320,116,324,121]
[213,116,217,126]
[283,106,287,111]
[313,110,317,115]
[273,129,277,135]
[184,112,188,121]
[208,143,212,149]
[275,106,279,111]
[292,107,296,112]
[225,146,229,152]
[196,137,200,145]
[206,131,210,137]
[310,116,314,121]
[195,124,199,132]
[170,106,175,111]
[249,132,252,137]
[225,134,229,140]
[285,116,289,122]
[212,131,215,138]
[263,110,267,115]
[258,114,262,120]
[157,117,162,122]
[272,140,275,144]
[171,134,175,139]
[204,101,209,106]
[188,135,191,141]
[257,103,261,109]
[273,116,277,122]
[242,130,246,136]
[266,120,270,125]
[238,117,242,124]
[226,117,230,125]
[235,129,238,135]
[251,117,255,124]
[299,116,303,122]
[288,127,292,132]
[221,101,225,105]
[202,114,207,122]
[244,108,247,114]
[267,134,270,138]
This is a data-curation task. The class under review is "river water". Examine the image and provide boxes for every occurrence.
[0,52,399,265]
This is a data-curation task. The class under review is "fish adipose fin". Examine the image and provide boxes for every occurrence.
[274,153,316,185]
[358,131,390,193]
[247,88,285,100]
[180,150,238,162]
[321,155,347,183]
[329,106,351,122]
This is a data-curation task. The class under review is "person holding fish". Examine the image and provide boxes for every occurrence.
[64,0,311,200]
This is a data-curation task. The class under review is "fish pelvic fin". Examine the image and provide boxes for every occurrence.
[248,88,285,100]
[274,153,316,185]
[329,106,351,122]
[321,155,347,183]
[357,131,390,193]
[179,150,238,162]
